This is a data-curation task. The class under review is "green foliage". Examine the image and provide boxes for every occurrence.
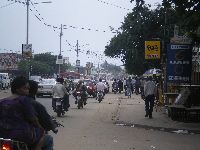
[18,53,71,77]
[105,5,167,75]
[105,0,200,75]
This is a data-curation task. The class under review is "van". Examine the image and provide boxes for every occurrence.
[0,73,10,89]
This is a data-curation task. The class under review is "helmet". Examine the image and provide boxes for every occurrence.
[78,80,83,84]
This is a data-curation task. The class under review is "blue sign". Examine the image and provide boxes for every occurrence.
[166,44,192,83]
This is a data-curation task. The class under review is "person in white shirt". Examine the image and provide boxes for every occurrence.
[144,76,156,118]
[52,78,69,111]
[96,78,107,98]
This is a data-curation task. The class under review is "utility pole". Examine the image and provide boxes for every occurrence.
[76,40,79,59]
[76,40,80,73]
[58,24,63,76]
[26,0,29,45]
[26,0,31,79]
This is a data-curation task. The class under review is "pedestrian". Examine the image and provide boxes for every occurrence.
[118,79,123,93]
[125,77,132,98]
[123,77,127,92]
[135,76,141,95]
[144,76,157,118]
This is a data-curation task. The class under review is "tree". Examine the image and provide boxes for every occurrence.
[18,53,71,77]
[105,5,172,75]
[131,0,200,43]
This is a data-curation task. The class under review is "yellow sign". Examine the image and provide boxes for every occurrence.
[145,41,160,59]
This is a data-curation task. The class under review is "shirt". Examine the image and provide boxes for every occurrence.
[144,80,156,97]
[0,96,43,145]
[52,83,68,98]
[96,82,107,92]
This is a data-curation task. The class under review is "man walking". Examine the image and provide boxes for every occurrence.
[144,76,156,118]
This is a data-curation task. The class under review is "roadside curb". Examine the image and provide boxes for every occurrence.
[113,94,200,135]
[114,120,200,135]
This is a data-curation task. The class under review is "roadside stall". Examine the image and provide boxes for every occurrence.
[165,37,200,122]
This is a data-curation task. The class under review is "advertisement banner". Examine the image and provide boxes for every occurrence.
[145,41,160,59]
[76,59,80,67]
[22,44,32,58]
[166,44,192,83]
[56,55,63,64]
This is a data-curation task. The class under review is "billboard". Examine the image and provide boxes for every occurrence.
[56,55,63,64]
[22,44,32,58]
[145,41,160,59]
[166,44,192,83]
[0,53,21,70]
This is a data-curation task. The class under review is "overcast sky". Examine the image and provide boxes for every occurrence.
[0,0,162,67]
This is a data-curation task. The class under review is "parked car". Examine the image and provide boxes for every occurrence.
[0,74,10,90]
[36,78,56,97]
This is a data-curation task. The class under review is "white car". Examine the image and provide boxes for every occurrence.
[36,78,56,97]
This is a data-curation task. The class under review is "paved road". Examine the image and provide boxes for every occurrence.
[36,93,200,150]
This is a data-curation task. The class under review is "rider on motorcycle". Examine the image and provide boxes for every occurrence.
[112,79,118,92]
[52,78,70,111]
[96,78,107,99]
[73,80,88,105]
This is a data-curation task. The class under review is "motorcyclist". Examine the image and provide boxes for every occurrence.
[52,78,70,111]
[29,80,58,150]
[73,80,88,105]
[112,79,118,92]
[0,76,44,150]
[96,78,107,99]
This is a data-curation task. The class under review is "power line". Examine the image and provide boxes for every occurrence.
[0,1,16,9]
[96,0,131,11]
[28,0,118,34]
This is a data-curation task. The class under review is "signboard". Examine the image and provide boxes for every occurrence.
[166,44,192,83]
[22,44,32,58]
[63,57,69,64]
[170,36,192,44]
[76,59,80,67]
[145,41,160,59]
[56,55,63,64]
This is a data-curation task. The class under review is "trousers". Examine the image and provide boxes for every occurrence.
[145,94,155,114]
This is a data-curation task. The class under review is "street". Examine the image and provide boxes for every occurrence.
[35,93,200,150]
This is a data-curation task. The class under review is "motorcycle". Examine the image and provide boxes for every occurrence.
[112,83,118,94]
[97,90,104,103]
[0,117,63,150]
[0,138,29,150]
[53,97,66,117]
[73,90,88,109]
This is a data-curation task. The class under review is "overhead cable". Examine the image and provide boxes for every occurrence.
[96,0,131,11]
[0,1,15,9]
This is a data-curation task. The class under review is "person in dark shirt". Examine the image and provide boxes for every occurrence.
[0,76,44,150]
[28,80,58,150]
